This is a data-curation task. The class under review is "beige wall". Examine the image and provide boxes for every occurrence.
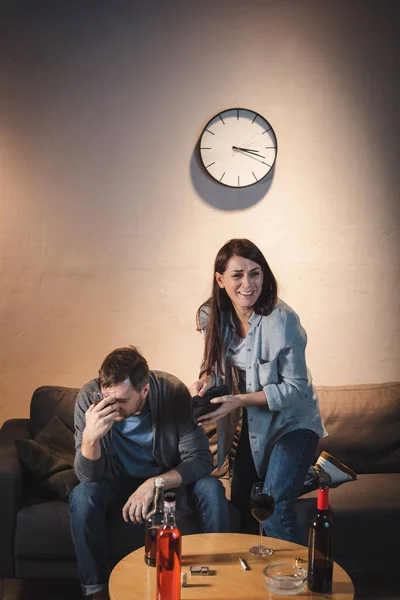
[1,0,399,424]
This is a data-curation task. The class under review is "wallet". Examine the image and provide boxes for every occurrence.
[192,385,229,423]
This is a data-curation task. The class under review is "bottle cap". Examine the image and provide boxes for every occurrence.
[317,486,329,510]
[154,477,165,488]
[164,491,176,506]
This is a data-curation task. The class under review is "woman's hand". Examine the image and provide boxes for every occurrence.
[189,372,215,397]
[197,394,242,425]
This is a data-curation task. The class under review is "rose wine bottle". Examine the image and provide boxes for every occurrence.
[144,477,165,566]
[156,492,181,600]
[307,486,334,593]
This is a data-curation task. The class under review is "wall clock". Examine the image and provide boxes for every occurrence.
[198,108,277,188]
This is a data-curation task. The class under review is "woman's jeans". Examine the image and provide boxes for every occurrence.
[69,475,228,596]
[231,413,319,546]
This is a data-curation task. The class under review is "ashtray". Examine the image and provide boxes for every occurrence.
[263,562,307,595]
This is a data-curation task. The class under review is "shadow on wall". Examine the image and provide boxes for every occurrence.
[190,148,275,211]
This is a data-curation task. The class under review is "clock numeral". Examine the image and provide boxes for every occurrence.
[252,114,257,124]
[262,161,272,167]
[205,162,215,169]
[262,128,272,134]
[205,128,215,135]
[220,172,225,182]
[265,146,276,149]
[218,114,225,124]
[252,172,258,182]
[237,109,239,120]
[238,176,240,187]
[200,147,212,150]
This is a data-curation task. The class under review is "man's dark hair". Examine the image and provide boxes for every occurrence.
[98,346,149,392]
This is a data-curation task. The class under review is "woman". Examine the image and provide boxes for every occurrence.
[189,238,356,545]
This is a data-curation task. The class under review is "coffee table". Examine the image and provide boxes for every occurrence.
[109,533,354,599]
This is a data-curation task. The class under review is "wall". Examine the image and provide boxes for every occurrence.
[1,0,399,424]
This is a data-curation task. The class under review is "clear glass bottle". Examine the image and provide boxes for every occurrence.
[156,492,181,600]
[307,486,334,593]
[144,477,165,566]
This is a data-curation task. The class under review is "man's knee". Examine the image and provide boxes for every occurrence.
[69,481,104,514]
[192,475,227,501]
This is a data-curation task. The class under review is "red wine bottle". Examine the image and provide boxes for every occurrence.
[307,486,334,593]
[144,477,165,566]
[156,492,181,600]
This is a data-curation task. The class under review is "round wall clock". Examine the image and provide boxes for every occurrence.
[198,108,277,188]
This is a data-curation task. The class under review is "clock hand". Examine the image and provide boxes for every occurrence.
[232,146,260,154]
[233,147,266,160]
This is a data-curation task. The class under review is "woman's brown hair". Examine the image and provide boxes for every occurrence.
[196,239,277,376]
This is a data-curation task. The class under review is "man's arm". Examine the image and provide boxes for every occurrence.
[74,380,118,482]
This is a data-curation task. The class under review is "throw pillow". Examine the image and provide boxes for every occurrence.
[15,415,79,500]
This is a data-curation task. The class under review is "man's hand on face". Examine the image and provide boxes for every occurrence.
[122,478,155,524]
[84,397,120,443]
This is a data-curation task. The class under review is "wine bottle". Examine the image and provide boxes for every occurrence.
[156,492,181,600]
[144,477,165,566]
[307,486,334,593]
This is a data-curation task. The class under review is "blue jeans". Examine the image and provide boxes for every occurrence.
[231,411,319,546]
[69,475,228,596]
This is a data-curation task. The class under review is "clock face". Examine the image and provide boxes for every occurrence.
[199,108,277,188]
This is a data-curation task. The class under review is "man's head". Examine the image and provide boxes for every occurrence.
[98,346,150,420]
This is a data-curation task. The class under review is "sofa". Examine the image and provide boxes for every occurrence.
[0,382,399,581]
[296,382,400,575]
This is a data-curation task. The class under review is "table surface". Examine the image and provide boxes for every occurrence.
[109,533,354,600]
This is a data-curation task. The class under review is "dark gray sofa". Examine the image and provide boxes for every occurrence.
[0,382,399,580]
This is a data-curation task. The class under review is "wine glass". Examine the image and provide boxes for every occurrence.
[249,481,275,556]
[93,391,103,405]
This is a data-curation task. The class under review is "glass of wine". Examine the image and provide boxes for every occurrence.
[249,481,275,556]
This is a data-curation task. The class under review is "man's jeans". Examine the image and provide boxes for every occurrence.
[69,475,228,596]
[231,412,319,546]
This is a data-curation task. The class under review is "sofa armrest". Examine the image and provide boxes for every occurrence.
[0,418,32,577]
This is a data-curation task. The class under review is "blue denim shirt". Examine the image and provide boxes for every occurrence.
[202,299,327,477]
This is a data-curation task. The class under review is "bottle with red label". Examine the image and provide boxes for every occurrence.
[156,492,181,600]
[307,486,334,593]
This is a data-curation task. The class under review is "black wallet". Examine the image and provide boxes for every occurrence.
[192,385,229,423]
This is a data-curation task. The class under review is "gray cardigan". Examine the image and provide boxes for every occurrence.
[201,299,327,476]
[74,370,213,486]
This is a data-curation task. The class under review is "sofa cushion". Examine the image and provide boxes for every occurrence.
[30,386,78,434]
[316,382,400,473]
[296,473,400,558]
[15,416,78,500]
[15,500,76,559]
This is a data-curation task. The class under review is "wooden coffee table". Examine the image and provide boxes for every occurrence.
[109,533,354,599]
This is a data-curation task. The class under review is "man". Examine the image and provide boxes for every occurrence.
[69,346,228,600]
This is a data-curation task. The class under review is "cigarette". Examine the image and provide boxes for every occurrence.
[238,557,250,571]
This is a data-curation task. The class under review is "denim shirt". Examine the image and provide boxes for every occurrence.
[202,299,327,477]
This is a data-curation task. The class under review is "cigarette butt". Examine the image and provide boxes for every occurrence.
[239,557,251,570]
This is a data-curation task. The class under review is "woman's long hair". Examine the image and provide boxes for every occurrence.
[196,239,278,376]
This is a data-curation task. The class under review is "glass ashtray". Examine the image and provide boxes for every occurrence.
[263,562,307,595]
